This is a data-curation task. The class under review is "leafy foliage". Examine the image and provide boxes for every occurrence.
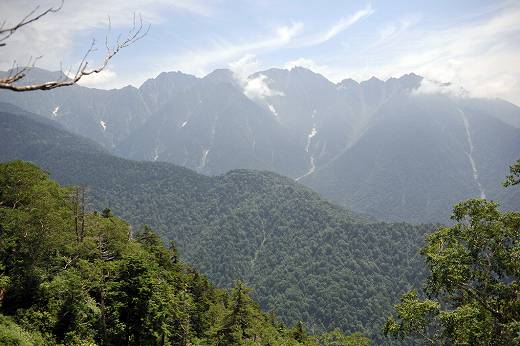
[0,160,366,345]
[384,197,520,345]
[503,158,520,187]
[0,314,46,346]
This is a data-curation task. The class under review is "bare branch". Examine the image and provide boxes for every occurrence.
[0,7,149,92]
[0,0,64,45]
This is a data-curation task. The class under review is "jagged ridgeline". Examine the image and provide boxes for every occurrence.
[0,160,371,345]
[2,68,519,224]
[0,105,433,343]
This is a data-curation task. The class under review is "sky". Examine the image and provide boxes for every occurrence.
[1,0,520,105]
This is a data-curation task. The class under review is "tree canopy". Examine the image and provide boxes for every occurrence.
[0,160,369,345]
[384,161,520,345]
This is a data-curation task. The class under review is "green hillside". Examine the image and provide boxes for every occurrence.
[0,160,369,345]
[0,106,433,343]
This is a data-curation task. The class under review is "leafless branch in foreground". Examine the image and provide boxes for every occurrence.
[0,0,64,47]
[0,2,149,92]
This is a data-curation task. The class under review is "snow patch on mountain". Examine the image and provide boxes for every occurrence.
[297,125,318,181]
[459,109,486,199]
[153,145,159,161]
[296,156,315,181]
[305,126,317,152]
[268,104,279,118]
[199,148,210,171]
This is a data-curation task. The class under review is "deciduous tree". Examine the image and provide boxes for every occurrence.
[384,162,520,345]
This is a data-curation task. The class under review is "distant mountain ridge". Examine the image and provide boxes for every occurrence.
[1,67,519,223]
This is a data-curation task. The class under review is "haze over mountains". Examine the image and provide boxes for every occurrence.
[0,104,432,343]
[1,66,519,223]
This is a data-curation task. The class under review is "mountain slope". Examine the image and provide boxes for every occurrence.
[302,93,520,222]
[2,160,366,345]
[0,68,151,149]
[0,105,433,343]
[255,69,423,174]
[2,67,518,224]
[116,71,308,177]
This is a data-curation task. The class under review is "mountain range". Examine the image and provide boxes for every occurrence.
[1,66,519,223]
[0,103,434,343]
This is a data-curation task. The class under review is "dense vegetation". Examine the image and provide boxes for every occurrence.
[0,107,435,343]
[384,160,520,345]
[0,160,371,345]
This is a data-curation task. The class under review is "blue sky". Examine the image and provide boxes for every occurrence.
[1,0,520,104]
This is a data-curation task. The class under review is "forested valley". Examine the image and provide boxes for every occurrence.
[1,106,434,343]
[1,105,519,345]
[1,1,520,344]
[0,160,370,345]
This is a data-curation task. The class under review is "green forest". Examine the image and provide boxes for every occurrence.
[2,108,520,344]
[0,108,433,342]
[0,160,370,345]
[384,160,520,345]
[1,108,519,345]
[1,1,520,344]
[2,159,519,345]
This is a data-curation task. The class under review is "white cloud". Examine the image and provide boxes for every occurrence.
[162,22,304,76]
[229,54,262,80]
[157,4,372,78]
[318,2,520,105]
[76,68,118,89]
[389,5,520,104]
[296,4,374,46]
[229,55,283,100]
[243,74,283,100]
[0,0,214,71]
[412,78,467,98]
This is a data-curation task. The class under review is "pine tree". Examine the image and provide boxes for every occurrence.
[293,321,307,342]
[217,281,256,345]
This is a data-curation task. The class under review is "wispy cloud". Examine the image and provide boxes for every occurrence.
[372,14,421,47]
[158,22,304,76]
[379,4,520,104]
[310,2,520,105]
[0,0,215,71]
[295,4,374,47]
[159,4,373,77]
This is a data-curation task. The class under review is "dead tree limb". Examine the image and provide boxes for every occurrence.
[0,2,149,92]
[0,0,64,46]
